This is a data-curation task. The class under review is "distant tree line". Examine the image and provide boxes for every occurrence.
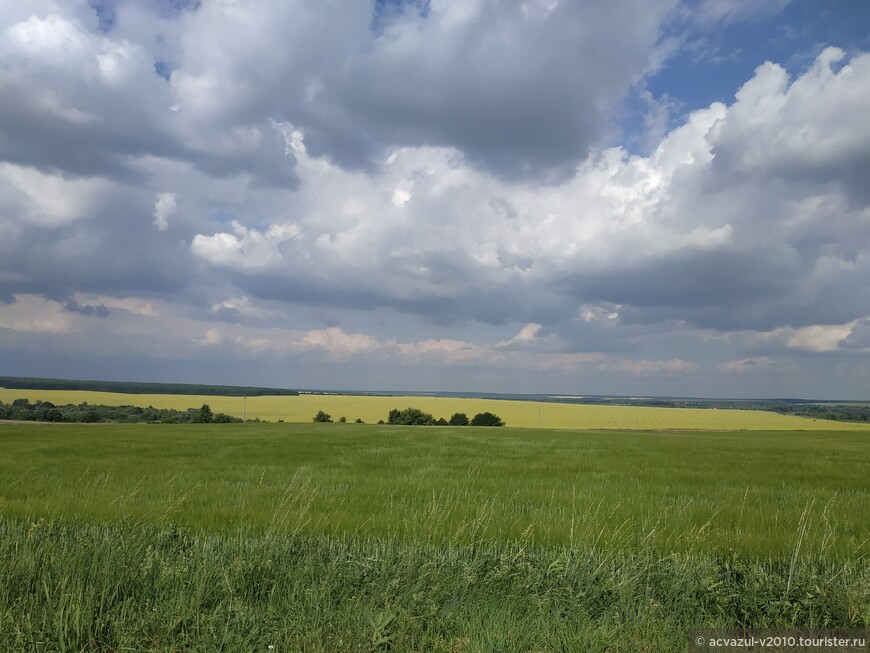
[0,376,298,397]
[768,403,870,423]
[0,399,241,424]
[451,393,870,423]
[313,408,504,426]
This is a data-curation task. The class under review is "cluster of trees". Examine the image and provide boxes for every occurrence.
[387,408,504,426]
[313,408,504,426]
[313,411,329,422]
[0,399,241,424]
[312,411,364,423]
[313,411,339,423]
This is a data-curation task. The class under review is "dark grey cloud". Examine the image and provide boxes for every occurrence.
[573,245,798,310]
[64,298,110,317]
[162,0,677,178]
[223,265,554,328]
[0,69,298,190]
[0,199,192,301]
[318,1,677,178]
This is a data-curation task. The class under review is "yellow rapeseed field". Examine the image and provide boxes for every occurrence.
[2,388,869,430]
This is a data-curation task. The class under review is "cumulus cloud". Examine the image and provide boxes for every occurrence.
[772,323,857,354]
[192,220,300,272]
[709,47,870,204]
[210,296,283,321]
[152,192,176,231]
[0,163,109,227]
[187,49,870,337]
[194,328,223,346]
[165,0,677,177]
[0,294,72,333]
[0,4,297,187]
[302,327,382,358]
[504,323,542,346]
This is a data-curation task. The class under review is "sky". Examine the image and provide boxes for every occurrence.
[1,0,869,399]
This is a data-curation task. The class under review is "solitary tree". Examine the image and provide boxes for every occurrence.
[313,410,333,423]
[470,412,504,427]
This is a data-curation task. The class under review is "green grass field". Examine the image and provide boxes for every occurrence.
[4,387,869,430]
[2,423,868,555]
[2,422,868,651]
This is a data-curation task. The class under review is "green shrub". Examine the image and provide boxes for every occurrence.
[471,412,504,427]
[448,412,469,426]
[387,407,436,425]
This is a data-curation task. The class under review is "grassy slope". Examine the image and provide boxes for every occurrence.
[4,387,870,430]
[2,422,869,651]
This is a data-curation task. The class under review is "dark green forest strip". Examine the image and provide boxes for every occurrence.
[0,376,298,397]
[0,398,240,423]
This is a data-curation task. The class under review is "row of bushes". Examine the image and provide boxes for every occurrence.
[0,399,241,424]
[313,407,504,427]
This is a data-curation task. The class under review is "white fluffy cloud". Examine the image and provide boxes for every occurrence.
[152,192,176,231]
[188,48,870,337]
[1,1,869,397]
[0,163,109,227]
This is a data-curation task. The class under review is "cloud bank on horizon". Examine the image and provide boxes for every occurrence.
[1,0,869,398]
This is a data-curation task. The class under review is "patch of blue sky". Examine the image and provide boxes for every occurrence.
[154,61,172,81]
[89,0,201,31]
[88,0,115,32]
[371,0,430,34]
[618,0,869,154]
[151,0,201,18]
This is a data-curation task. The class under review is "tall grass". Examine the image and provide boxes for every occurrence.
[2,517,867,652]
